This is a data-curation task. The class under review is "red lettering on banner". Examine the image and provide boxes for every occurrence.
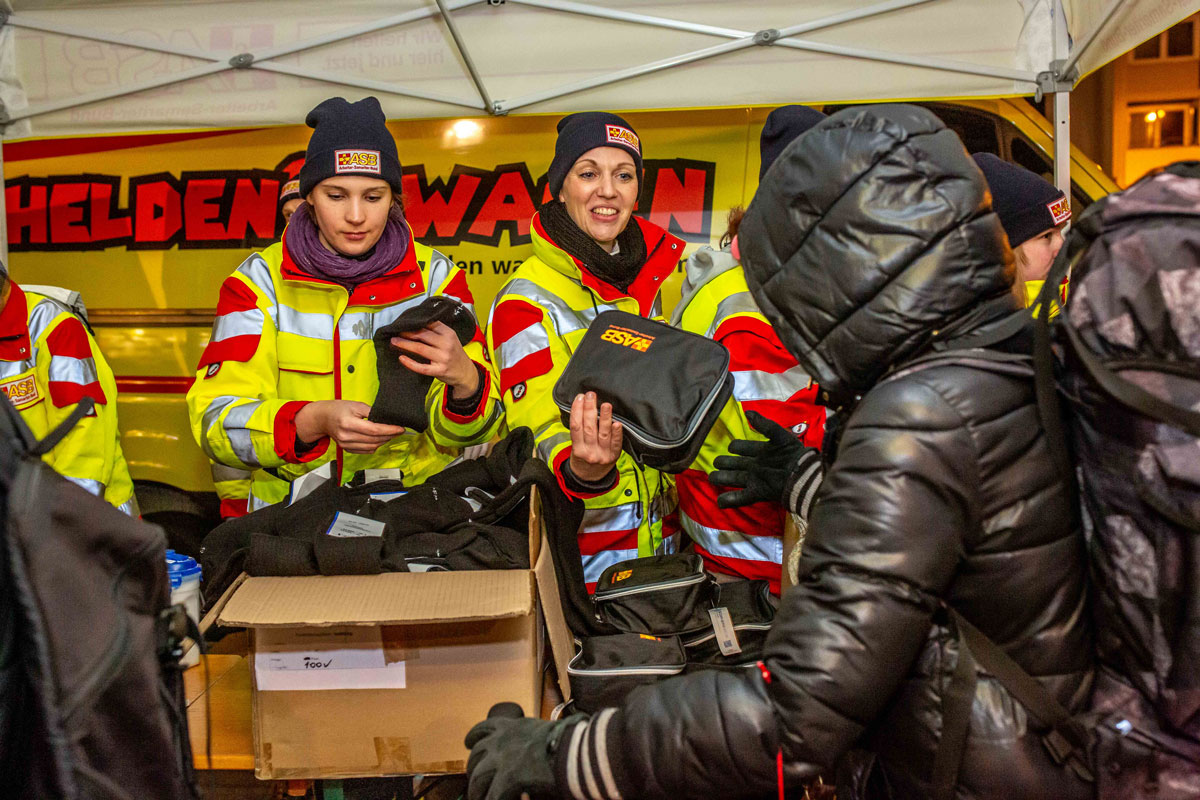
[5,160,715,251]
[131,176,183,247]
[89,180,133,243]
[226,177,278,242]
[467,165,537,244]
[403,166,483,243]
[184,178,228,241]
[640,159,715,242]
[7,181,48,246]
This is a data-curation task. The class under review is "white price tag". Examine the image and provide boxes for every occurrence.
[708,607,742,656]
[326,511,386,538]
[364,468,402,483]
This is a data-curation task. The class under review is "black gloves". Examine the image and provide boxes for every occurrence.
[710,410,824,518]
[465,712,584,800]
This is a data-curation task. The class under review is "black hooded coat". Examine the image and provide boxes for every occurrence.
[593,105,1094,800]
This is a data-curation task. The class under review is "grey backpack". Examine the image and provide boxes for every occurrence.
[930,163,1200,800]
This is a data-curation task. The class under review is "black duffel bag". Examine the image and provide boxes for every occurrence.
[552,310,732,473]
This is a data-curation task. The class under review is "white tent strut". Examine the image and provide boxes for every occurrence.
[433,0,496,113]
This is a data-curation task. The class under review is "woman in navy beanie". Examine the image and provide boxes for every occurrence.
[188,96,502,512]
[486,111,685,590]
[972,153,1071,306]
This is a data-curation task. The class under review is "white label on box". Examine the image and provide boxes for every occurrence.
[708,607,742,656]
[364,468,402,483]
[255,626,406,691]
[327,512,386,538]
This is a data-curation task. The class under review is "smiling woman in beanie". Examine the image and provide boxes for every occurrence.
[486,111,683,590]
[187,96,502,511]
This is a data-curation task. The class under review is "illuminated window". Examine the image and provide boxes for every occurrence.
[1128,103,1197,148]
[1131,19,1197,61]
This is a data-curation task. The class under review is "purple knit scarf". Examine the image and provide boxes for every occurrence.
[285,201,410,284]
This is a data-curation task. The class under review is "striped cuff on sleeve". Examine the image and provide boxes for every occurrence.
[555,708,629,800]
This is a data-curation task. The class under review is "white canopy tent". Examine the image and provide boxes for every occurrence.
[0,0,1196,258]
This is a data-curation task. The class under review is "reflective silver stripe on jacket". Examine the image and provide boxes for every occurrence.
[200,395,263,467]
[338,293,431,342]
[494,278,622,338]
[730,364,813,403]
[707,290,761,337]
[277,306,334,340]
[47,355,99,387]
[210,307,265,343]
[581,501,642,533]
[0,359,35,380]
[582,548,641,585]
[211,462,253,482]
[536,431,571,464]
[26,295,70,341]
[64,475,105,497]
[117,496,139,517]
[680,509,783,564]
[496,322,550,370]
[234,254,280,330]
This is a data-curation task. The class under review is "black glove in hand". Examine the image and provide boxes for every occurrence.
[465,714,583,800]
[710,410,824,517]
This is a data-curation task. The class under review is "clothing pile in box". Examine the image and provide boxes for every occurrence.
[566,553,777,713]
[198,428,583,608]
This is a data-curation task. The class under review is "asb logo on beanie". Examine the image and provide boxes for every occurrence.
[1047,196,1071,225]
[604,125,641,155]
[335,149,382,175]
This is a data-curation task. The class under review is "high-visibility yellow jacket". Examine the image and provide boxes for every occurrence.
[0,282,137,515]
[209,461,253,518]
[187,234,503,511]
[487,213,683,590]
[671,246,825,593]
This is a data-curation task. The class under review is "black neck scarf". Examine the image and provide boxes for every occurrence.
[538,200,647,293]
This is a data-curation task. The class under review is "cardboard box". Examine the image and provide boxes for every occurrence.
[213,488,575,780]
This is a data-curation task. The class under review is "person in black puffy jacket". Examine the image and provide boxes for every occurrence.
[463,104,1094,800]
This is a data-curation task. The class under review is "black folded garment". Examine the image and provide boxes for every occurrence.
[369,295,478,430]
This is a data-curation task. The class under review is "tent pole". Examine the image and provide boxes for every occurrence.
[1052,0,1071,200]
[434,0,495,113]
[0,138,8,267]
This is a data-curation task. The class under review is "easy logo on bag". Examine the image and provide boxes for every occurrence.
[599,325,655,353]
[335,149,382,174]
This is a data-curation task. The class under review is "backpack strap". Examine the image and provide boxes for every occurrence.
[931,607,1095,800]
[28,398,95,457]
[1032,248,1077,476]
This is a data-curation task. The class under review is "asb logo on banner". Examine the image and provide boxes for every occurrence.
[604,125,641,155]
[1047,196,1071,225]
[335,149,382,175]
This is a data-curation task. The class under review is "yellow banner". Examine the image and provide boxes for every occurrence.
[6,108,767,317]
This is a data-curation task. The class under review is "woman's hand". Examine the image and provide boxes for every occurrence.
[391,321,480,399]
[295,399,406,454]
[568,391,622,483]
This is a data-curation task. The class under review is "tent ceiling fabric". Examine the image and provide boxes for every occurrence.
[0,0,1196,138]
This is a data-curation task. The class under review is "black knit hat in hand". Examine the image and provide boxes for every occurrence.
[368,296,478,431]
[299,96,403,198]
[971,153,1070,249]
[546,111,643,197]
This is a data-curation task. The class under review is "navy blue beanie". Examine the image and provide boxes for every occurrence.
[299,97,403,198]
[547,112,643,197]
[971,153,1070,249]
[760,105,827,180]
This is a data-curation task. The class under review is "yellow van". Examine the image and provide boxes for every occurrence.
[3,99,1117,546]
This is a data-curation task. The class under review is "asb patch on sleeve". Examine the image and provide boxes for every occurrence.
[511,382,527,400]
[0,374,41,409]
[335,149,381,174]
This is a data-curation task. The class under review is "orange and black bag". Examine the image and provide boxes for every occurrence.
[552,310,732,473]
